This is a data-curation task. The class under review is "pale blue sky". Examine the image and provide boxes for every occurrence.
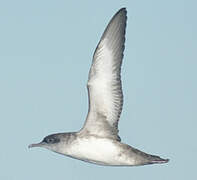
[0,0,196,179]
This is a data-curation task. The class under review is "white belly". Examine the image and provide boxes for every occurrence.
[65,136,132,166]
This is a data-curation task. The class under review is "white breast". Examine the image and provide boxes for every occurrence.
[65,136,131,166]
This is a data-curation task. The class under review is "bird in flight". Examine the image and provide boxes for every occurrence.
[29,8,169,166]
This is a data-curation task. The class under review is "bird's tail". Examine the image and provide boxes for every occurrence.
[131,147,169,166]
[144,154,169,165]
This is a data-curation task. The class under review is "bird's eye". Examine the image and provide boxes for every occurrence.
[43,135,60,144]
[47,138,54,143]
[43,138,54,144]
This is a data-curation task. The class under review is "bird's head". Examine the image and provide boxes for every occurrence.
[28,133,66,153]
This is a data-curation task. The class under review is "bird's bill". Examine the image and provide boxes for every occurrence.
[28,142,44,148]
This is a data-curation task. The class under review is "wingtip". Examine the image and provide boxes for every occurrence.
[111,8,127,23]
[117,7,127,14]
[119,7,127,11]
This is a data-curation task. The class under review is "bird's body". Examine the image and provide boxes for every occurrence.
[59,133,129,166]
[41,132,168,166]
[29,8,169,167]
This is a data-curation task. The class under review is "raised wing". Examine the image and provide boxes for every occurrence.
[80,8,127,141]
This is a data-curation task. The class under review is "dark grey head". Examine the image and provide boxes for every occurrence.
[43,134,60,144]
[29,133,63,152]
[28,133,75,154]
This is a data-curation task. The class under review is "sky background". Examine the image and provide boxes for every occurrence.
[0,0,196,179]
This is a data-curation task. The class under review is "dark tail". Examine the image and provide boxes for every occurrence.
[145,154,169,165]
[131,147,169,166]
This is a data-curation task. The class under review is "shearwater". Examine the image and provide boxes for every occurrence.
[29,8,169,166]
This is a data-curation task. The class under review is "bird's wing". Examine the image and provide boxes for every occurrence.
[80,8,127,141]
